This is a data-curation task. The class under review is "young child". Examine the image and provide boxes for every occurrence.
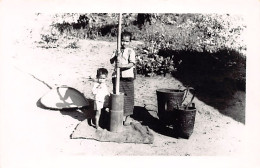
[110,31,136,126]
[92,68,110,130]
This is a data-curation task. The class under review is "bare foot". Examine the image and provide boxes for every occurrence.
[96,126,101,130]
[123,116,132,126]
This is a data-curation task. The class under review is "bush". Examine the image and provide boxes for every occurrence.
[134,14,246,82]
[35,13,246,86]
[40,13,246,54]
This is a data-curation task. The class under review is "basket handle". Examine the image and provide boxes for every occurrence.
[181,90,187,104]
[185,87,195,110]
[181,86,191,104]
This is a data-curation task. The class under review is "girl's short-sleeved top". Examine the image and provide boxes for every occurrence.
[113,47,136,78]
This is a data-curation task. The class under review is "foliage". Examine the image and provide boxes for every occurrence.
[133,14,246,81]
[139,14,246,52]
[64,40,80,49]
[34,13,246,92]
[36,13,246,54]
[38,33,59,48]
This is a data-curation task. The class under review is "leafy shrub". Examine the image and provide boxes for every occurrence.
[38,33,59,48]
[133,14,246,80]
[37,13,246,52]
[35,13,246,86]
[137,14,246,53]
[64,41,79,49]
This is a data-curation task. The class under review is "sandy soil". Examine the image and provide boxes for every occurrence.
[1,38,245,151]
[0,13,253,168]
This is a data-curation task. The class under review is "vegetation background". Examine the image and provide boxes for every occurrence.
[36,13,246,98]
[0,9,250,162]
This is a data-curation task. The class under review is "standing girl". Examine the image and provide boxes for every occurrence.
[110,31,136,126]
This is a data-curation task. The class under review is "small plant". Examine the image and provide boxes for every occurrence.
[64,41,79,49]
[135,44,179,77]
[38,34,59,48]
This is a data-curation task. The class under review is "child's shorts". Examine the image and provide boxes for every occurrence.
[94,97,109,110]
[94,101,104,110]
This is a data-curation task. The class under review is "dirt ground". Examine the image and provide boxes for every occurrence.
[0,13,258,168]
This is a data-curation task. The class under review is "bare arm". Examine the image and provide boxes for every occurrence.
[110,56,117,64]
[110,50,118,64]
[118,62,134,70]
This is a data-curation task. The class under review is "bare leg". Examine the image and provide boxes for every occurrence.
[123,116,127,122]
[87,118,92,126]
[95,110,101,130]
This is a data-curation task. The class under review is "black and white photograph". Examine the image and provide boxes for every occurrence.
[0,0,260,167]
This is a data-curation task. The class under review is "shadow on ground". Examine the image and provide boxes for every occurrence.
[37,97,110,129]
[159,49,246,124]
[132,106,178,138]
[36,97,89,122]
[37,97,181,137]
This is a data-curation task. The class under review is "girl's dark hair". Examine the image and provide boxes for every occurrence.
[96,68,108,78]
[121,31,132,41]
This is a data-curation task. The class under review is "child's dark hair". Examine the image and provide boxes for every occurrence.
[121,31,132,41]
[96,68,108,78]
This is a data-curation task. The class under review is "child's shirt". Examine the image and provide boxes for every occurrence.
[112,47,136,78]
[92,82,110,103]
